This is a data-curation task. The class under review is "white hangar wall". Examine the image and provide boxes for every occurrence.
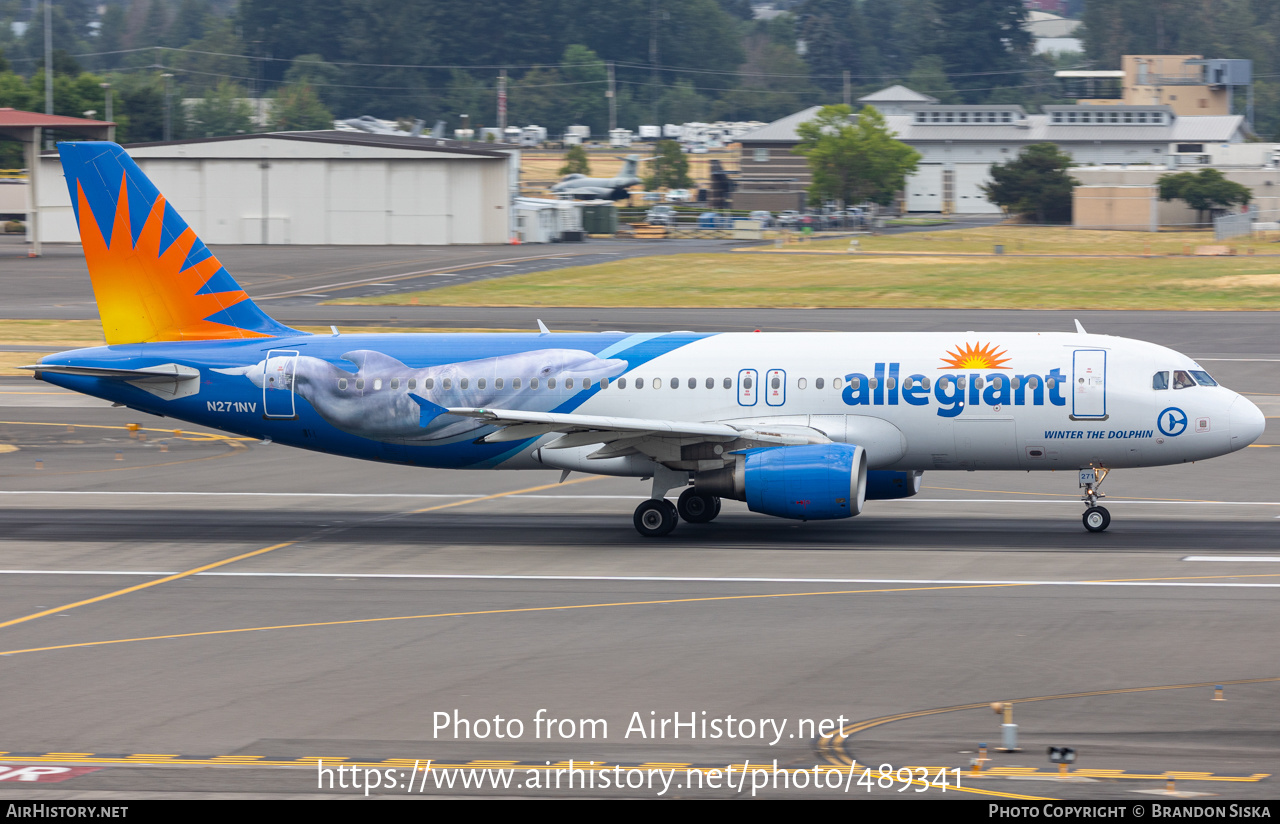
[37,133,516,245]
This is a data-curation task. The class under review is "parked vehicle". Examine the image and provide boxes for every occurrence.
[645,204,676,225]
[748,210,773,227]
[665,189,692,202]
[697,212,731,228]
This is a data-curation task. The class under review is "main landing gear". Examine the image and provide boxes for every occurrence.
[633,488,722,537]
[1079,466,1111,533]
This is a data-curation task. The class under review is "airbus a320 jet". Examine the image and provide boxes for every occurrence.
[28,142,1266,536]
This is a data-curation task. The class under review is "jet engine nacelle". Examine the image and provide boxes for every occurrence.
[697,443,867,520]
[865,470,923,500]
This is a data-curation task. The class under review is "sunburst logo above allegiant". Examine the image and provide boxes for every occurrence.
[939,341,1011,370]
[62,142,294,345]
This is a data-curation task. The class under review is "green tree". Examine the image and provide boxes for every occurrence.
[644,140,693,190]
[559,144,591,177]
[272,83,332,131]
[981,143,1077,223]
[1158,168,1252,225]
[792,104,921,207]
[904,55,958,104]
[186,81,255,138]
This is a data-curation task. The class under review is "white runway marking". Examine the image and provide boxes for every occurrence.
[0,570,1277,587]
[1182,556,1280,562]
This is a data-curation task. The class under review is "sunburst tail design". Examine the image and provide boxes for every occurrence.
[939,341,1012,370]
[58,142,300,345]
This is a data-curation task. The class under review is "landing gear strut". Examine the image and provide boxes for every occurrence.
[1079,466,1111,533]
[677,488,721,523]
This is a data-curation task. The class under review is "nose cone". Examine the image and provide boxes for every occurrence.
[1229,395,1266,451]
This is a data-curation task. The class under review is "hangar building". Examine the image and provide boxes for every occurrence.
[34,131,518,245]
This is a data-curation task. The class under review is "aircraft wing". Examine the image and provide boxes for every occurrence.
[447,406,829,463]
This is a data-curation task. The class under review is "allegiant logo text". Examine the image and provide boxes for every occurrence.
[843,363,1067,418]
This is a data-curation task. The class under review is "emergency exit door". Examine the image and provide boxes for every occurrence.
[1072,349,1107,419]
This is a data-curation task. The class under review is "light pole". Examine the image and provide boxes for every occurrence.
[100,82,112,123]
[162,73,174,141]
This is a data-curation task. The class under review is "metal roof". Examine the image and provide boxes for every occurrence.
[0,108,115,128]
[857,85,939,105]
[99,130,514,158]
[737,106,824,143]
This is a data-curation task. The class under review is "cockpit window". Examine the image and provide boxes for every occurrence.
[1152,371,1169,390]
[1173,370,1195,390]
[1189,370,1218,387]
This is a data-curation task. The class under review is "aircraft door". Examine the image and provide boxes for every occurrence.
[738,369,758,406]
[1072,349,1107,419]
[263,349,299,419]
[765,369,787,406]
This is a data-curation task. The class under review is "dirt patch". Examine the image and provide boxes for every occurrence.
[1191,274,1280,289]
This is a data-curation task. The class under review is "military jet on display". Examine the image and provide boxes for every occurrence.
[550,155,643,200]
[339,116,426,137]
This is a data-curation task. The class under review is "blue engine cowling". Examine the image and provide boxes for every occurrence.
[865,470,923,500]
[742,443,867,520]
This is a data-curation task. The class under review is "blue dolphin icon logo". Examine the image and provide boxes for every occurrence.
[1158,406,1188,437]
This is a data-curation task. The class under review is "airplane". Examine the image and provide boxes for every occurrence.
[28,142,1267,537]
[550,154,643,201]
[339,116,426,137]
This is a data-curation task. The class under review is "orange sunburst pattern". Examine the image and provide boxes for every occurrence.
[938,341,1012,370]
[77,173,273,345]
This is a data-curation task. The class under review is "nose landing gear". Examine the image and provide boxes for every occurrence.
[1080,466,1111,533]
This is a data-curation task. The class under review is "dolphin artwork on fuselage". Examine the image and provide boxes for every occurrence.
[216,349,628,442]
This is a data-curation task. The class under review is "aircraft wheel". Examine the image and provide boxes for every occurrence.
[1083,506,1111,533]
[677,488,720,523]
[634,499,679,537]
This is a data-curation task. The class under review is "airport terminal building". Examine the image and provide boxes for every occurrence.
[735,86,1247,214]
[35,131,519,245]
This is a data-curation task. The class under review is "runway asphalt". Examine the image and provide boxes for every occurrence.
[0,238,1276,800]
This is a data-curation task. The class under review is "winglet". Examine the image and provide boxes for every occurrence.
[537,319,550,335]
[1074,319,1087,334]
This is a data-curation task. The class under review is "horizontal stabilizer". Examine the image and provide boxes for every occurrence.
[24,362,201,401]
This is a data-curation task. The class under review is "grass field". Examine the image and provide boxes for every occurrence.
[331,252,1280,310]
[793,226,1278,256]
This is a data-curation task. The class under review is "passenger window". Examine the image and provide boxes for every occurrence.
[688,377,697,389]
[442,378,451,390]
[1152,372,1168,390]
[722,377,731,389]
[373,379,383,391]
[771,376,781,390]
[635,378,644,389]
[511,377,520,389]
[390,378,399,390]
[530,378,539,389]
[956,376,966,390]
[1173,370,1195,389]
[833,377,842,389]
[705,377,714,389]
[494,378,503,390]
[356,378,365,390]
[815,377,824,389]
[920,377,930,390]
[797,377,807,389]
[743,377,753,390]
[459,378,468,390]
[408,378,416,390]
[654,378,662,389]
[850,377,861,389]
[547,378,556,389]
[617,377,627,389]
[972,376,982,390]
[424,378,434,390]
[671,377,679,389]
[564,378,573,389]
[338,378,348,391]
[600,378,608,389]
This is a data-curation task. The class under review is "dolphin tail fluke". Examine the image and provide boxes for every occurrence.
[409,393,449,427]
